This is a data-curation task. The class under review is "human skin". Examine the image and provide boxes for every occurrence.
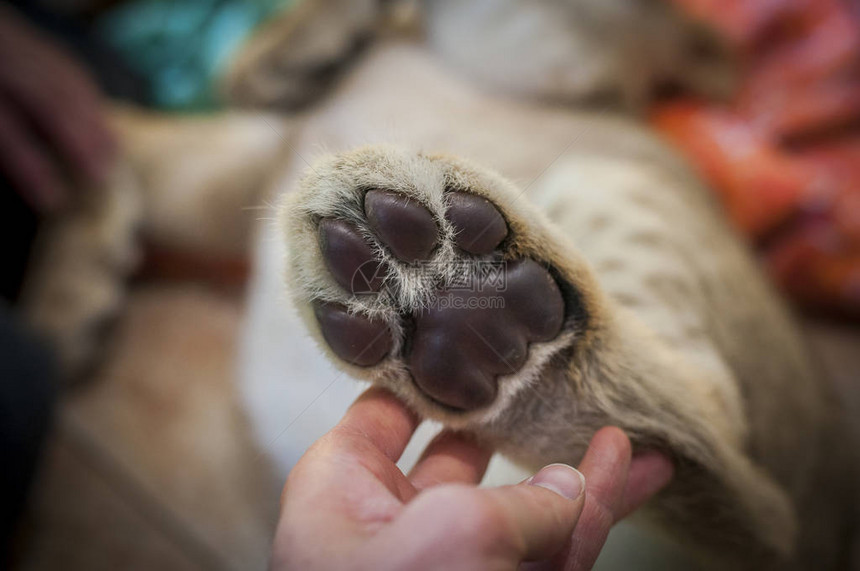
[0,4,115,212]
[272,388,674,570]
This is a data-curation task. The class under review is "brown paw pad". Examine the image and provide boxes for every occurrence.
[319,219,387,294]
[445,192,508,254]
[364,190,438,262]
[314,188,566,412]
[408,259,564,411]
[314,303,392,366]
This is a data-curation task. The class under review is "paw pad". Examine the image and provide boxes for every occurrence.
[314,302,393,366]
[313,188,565,411]
[445,191,508,254]
[365,190,438,262]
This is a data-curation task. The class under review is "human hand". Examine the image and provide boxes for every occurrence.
[0,4,116,212]
[272,388,674,570]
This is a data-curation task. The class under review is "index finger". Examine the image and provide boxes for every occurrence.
[408,430,493,490]
[0,99,66,211]
[279,388,420,514]
[334,387,420,463]
[565,426,633,570]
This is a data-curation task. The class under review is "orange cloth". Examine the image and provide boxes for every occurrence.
[653,0,860,318]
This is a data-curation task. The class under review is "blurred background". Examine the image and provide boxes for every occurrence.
[1,0,859,569]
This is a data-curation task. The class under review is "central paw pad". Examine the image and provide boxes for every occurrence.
[312,188,566,412]
[409,259,564,410]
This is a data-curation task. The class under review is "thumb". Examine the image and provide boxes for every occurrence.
[484,463,586,561]
[372,464,586,569]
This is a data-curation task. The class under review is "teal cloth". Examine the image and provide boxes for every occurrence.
[97,0,291,110]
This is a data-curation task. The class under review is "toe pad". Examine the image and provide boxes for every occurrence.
[319,219,387,294]
[445,192,508,254]
[314,303,392,366]
[365,190,438,262]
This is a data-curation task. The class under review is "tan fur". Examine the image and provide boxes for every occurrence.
[423,0,735,109]
[109,107,293,258]
[282,140,854,568]
[226,2,854,565]
[21,108,292,377]
[24,0,733,376]
[21,162,141,374]
[222,0,734,111]
[21,0,856,567]
[222,0,388,110]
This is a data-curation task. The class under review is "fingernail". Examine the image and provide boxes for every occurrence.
[527,463,585,500]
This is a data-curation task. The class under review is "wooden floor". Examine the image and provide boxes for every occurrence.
[9,285,860,570]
